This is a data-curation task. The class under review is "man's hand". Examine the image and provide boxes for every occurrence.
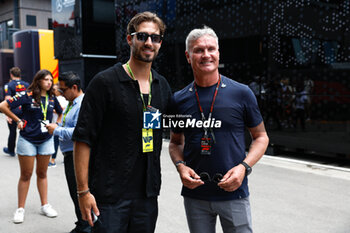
[177,164,204,189]
[78,192,100,226]
[218,164,246,192]
[46,123,58,135]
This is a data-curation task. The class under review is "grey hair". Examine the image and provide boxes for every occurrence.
[185,25,219,52]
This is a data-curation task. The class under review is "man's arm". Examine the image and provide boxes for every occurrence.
[169,131,204,189]
[243,122,269,167]
[218,122,269,192]
[73,141,99,226]
[47,124,75,140]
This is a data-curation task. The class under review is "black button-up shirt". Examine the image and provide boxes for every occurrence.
[72,63,172,204]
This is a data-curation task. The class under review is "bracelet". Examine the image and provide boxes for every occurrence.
[17,120,22,124]
[77,189,90,198]
[175,160,186,167]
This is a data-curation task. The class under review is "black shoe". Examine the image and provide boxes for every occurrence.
[70,226,91,233]
[3,147,15,156]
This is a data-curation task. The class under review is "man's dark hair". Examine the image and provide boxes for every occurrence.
[127,11,166,36]
[58,71,81,91]
[10,67,21,78]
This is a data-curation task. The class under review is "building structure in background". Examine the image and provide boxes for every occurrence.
[114,0,350,158]
[13,29,58,83]
[51,0,116,88]
[39,0,350,158]
[0,0,52,49]
[0,0,52,95]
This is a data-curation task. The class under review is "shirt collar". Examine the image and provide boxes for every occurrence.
[72,93,84,105]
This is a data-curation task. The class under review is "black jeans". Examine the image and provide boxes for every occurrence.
[52,135,59,159]
[7,121,17,153]
[63,151,91,233]
[92,197,158,233]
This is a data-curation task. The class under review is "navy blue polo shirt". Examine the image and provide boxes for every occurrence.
[4,79,29,116]
[7,91,63,144]
[4,79,29,97]
[172,75,263,201]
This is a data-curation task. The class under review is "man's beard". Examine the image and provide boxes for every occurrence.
[132,45,158,63]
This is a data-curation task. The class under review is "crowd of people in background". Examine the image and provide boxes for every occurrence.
[249,75,314,131]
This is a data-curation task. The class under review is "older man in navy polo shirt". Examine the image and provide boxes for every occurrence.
[169,26,269,233]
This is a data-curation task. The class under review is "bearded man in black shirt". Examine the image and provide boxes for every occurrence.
[72,11,172,233]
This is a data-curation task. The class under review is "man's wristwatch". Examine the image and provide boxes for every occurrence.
[175,160,186,168]
[240,161,252,176]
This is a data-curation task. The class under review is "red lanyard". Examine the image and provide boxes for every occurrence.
[193,75,221,142]
[193,75,221,121]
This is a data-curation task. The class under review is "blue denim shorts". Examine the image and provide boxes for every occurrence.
[17,135,55,156]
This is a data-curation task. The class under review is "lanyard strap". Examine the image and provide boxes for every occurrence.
[193,75,221,142]
[62,102,73,126]
[193,75,221,120]
[126,62,152,111]
[40,93,49,120]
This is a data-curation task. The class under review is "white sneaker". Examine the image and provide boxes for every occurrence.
[40,204,58,218]
[13,208,25,223]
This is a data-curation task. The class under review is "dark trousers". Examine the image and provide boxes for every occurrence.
[63,151,91,233]
[52,135,59,159]
[92,197,158,233]
[7,121,17,153]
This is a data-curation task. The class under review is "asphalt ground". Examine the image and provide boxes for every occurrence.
[0,113,350,233]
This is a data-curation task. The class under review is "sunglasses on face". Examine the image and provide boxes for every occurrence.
[130,32,163,43]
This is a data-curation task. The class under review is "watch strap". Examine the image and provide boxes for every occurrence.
[240,161,252,176]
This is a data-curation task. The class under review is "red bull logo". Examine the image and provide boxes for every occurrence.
[15,84,26,92]
[15,41,21,48]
